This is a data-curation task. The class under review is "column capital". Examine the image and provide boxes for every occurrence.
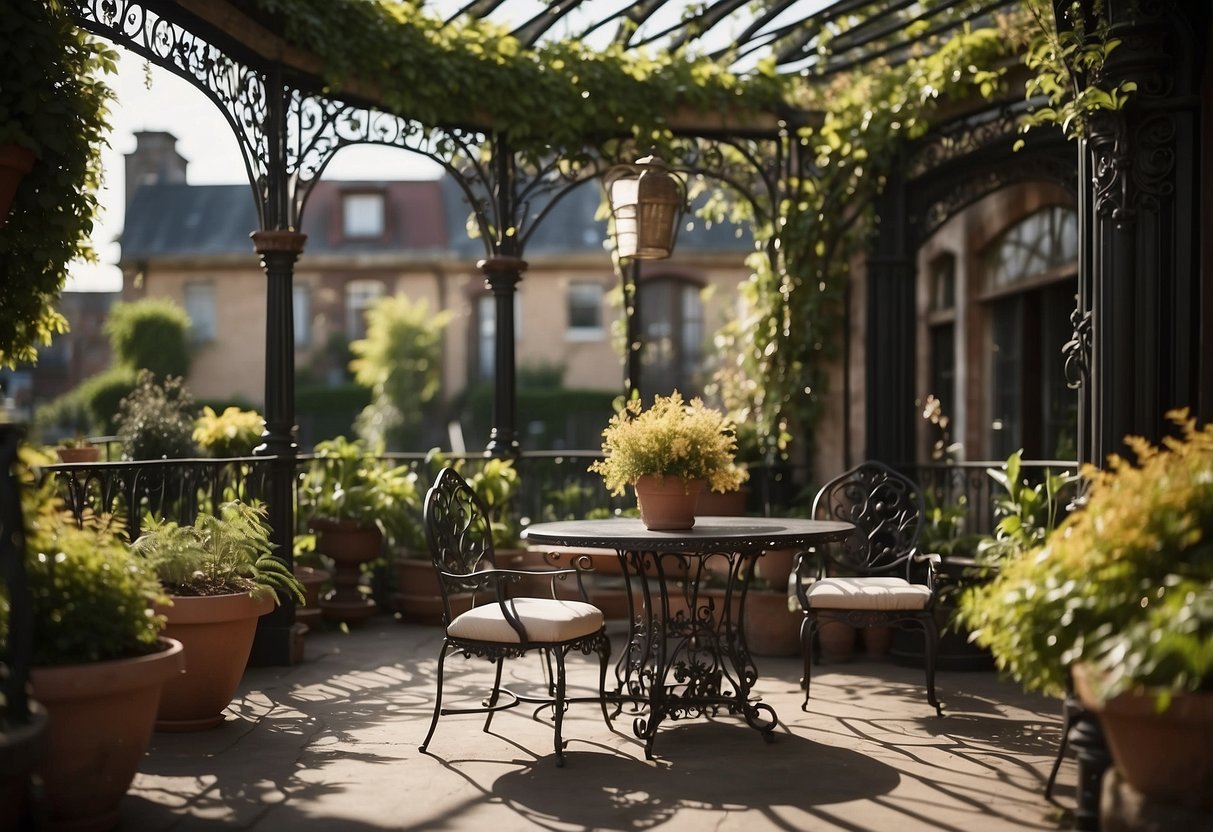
[477,256,528,274]
[251,229,308,255]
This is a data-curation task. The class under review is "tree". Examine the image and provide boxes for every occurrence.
[349,295,450,450]
[104,298,192,380]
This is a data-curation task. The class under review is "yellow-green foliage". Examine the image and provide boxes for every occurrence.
[959,410,1213,703]
[590,391,747,496]
[194,406,265,458]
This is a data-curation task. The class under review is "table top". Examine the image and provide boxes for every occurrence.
[522,516,854,554]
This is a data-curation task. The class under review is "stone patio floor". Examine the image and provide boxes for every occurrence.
[123,616,1077,831]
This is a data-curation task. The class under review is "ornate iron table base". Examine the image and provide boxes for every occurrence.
[522,517,853,759]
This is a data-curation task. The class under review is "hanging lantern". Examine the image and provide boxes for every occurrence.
[604,155,686,260]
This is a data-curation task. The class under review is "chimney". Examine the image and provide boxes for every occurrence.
[124,131,187,208]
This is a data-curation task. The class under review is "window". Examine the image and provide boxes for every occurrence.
[345,280,384,340]
[984,206,1077,290]
[342,192,385,238]
[982,207,1079,459]
[639,277,704,399]
[567,282,605,340]
[184,282,216,344]
[927,254,957,428]
[293,285,311,348]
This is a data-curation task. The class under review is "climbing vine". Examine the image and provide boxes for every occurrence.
[711,17,1025,465]
[0,1,115,369]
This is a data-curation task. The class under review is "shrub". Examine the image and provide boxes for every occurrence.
[115,370,198,460]
[105,297,191,379]
[4,485,167,666]
[194,405,265,457]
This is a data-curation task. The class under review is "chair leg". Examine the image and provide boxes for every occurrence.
[800,614,815,711]
[420,641,450,753]
[1045,691,1079,801]
[483,657,506,733]
[922,614,942,717]
[553,648,568,767]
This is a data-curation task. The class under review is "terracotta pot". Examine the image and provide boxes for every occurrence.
[817,619,857,663]
[154,592,274,731]
[0,702,48,832]
[1073,663,1213,812]
[55,446,100,464]
[310,519,381,624]
[862,626,894,657]
[29,638,184,832]
[755,548,797,590]
[293,566,331,629]
[0,143,36,224]
[742,589,802,657]
[633,475,703,530]
[695,487,748,516]
[392,557,478,625]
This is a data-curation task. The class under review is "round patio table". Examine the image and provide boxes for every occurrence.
[522,516,854,758]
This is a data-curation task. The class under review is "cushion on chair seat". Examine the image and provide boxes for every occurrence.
[805,577,931,611]
[447,597,604,644]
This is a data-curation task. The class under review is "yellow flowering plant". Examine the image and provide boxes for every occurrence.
[589,391,748,496]
[958,409,1213,705]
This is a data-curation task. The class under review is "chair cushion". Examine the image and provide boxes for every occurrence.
[804,577,931,611]
[447,597,604,644]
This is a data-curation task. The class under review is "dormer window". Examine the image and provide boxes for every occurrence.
[342,192,385,239]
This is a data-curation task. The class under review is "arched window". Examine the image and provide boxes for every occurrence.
[982,206,1078,460]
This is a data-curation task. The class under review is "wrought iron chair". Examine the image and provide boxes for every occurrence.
[794,460,943,716]
[418,466,612,767]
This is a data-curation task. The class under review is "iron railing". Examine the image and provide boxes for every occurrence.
[38,452,1079,546]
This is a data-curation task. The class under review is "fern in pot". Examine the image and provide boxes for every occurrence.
[131,499,304,731]
[958,410,1213,812]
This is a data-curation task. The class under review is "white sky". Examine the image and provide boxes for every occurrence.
[68,52,441,292]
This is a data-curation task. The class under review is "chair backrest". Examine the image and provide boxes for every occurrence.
[424,467,499,617]
[811,460,925,576]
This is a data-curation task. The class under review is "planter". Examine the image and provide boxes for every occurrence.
[55,446,100,464]
[817,618,857,663]
[634,475,703,530]
[392,557,475,625]
[29,638,185,832]
[695,487,748,516]
[154,592,274,732]
[742,589,801,657]
[0,143,36,223]
[0,703,48,832]
[293,565,331,629]
[310,518,381,624]
[755,547,797,590]
[1073,663,1213,814]
[861,625,894,657]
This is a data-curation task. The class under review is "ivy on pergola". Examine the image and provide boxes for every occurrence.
[9,0,1031,462]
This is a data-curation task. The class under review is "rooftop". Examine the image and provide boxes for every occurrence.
[124,616,1073,831]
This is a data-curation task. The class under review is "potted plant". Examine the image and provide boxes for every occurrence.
[3,474,183,832]
[192,405,265,458]
[301,436,419,623]
[54,433,100,464]
[589,391,747,530]
[959,410,1213,815]
[131,500,304,731]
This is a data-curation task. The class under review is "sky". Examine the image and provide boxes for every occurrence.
[68,52,442,293]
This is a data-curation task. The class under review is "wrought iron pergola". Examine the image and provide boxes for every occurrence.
[55,1,1212,682]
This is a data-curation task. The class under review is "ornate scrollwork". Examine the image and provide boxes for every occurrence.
[1064,305,1093,390]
